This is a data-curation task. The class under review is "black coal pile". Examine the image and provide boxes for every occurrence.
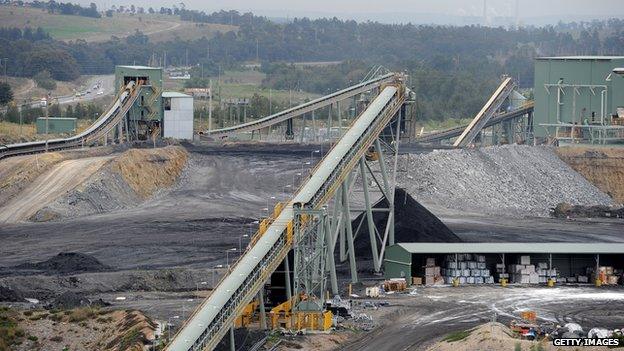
[552,202,624,219]
[0,285,23,302]
[16,252,112,275]
[353,188,461,258]
[47,291,110,309]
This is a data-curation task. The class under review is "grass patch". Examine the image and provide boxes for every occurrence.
[442,328,473,342]
[0,307,25,350]
[68,308,96,323]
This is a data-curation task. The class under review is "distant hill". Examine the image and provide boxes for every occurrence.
[0,5,235,42]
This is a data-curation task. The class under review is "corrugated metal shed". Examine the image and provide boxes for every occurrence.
[536,56,624,61]
[533,56,624,138]
[162,92,192,98]
[36,117,77,134]
[391,242,624,254]
[163,91,193,140]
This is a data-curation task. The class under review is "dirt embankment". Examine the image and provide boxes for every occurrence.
[110,146,188,198]
[2,306,156,351]
[556,146,624,204]
[0,152,65,206]
[426,322,612,351]
[33,146,188,221]
[0,146,188,223]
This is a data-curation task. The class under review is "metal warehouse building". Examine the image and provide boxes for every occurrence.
[385,243,624,285]
[533,56,624,143]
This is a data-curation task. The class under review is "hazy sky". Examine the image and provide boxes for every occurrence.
[80,0,624,23]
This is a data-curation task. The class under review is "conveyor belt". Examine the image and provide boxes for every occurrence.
[0,82,141,160]
[415,102,534,144]
[453,77,516,147]
[167,82,406,351]
[205,73,398,138]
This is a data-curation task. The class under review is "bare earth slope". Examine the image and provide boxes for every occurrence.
[0,156,113,224]
[0,146,188,224]
[556,146,624,204]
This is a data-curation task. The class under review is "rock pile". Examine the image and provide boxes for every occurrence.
[399,145,614,217]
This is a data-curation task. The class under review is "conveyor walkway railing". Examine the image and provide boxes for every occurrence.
[205,73,398,138]
[0,82,141,160]
[166,79,406,351]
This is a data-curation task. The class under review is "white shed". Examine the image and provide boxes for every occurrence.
[162,92,194,140]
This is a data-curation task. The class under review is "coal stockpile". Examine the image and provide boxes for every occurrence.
[0,285,23,302]
[353,188,461,258]
[16,252,111,275]
[400,145,614,217]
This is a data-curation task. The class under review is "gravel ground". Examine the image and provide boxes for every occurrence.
[399,145,614,217]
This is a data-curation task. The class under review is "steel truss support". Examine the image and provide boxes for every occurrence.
[292,206,329,312]
[319,113,402,286]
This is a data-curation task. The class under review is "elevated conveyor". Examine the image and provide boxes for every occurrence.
[415,102,534,144]
[453,77,516,147]
[167,80,406,351]
[205,73,398,138]
[0,82,141,160]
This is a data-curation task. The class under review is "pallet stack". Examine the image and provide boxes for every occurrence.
[508,256,539,284]
[591,266,621,285]
[424,258,444,286]
[442,254,494,284]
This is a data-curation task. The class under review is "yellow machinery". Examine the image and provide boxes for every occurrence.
[365,146,379,161]
[235,300,259,327]
[269,296,333,331]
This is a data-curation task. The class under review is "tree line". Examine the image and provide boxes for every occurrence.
[0,6,623,121]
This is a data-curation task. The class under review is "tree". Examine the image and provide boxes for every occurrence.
[48,103,61,117]
[0,83,13,106]
[105,9,113,17]
[25,49,80,81]
[5,104,19,123]
[65,104,74,118]
[33,70,57,90]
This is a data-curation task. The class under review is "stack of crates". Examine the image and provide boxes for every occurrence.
[442,254,494,284]
[509,256,539,284]
[424,258,443,286]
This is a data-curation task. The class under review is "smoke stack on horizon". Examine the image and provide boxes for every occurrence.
[483,0,487,24]
[515,0,520,28]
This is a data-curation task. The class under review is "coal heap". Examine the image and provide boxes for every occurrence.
[17,252,111,274]
[0,286,23,302]
[353,188,461,257]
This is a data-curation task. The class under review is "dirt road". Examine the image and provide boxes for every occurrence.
[339,285,624,351]
[0,156,113,224]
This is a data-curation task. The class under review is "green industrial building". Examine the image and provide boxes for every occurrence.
[114,65,164,139]
[36,117,77,134]
[533,56,624,143]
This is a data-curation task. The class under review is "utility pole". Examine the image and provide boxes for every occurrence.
[3,58,7,83]
[208,80,213,132]
[256,38,259,62]
[45,93,49,135]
